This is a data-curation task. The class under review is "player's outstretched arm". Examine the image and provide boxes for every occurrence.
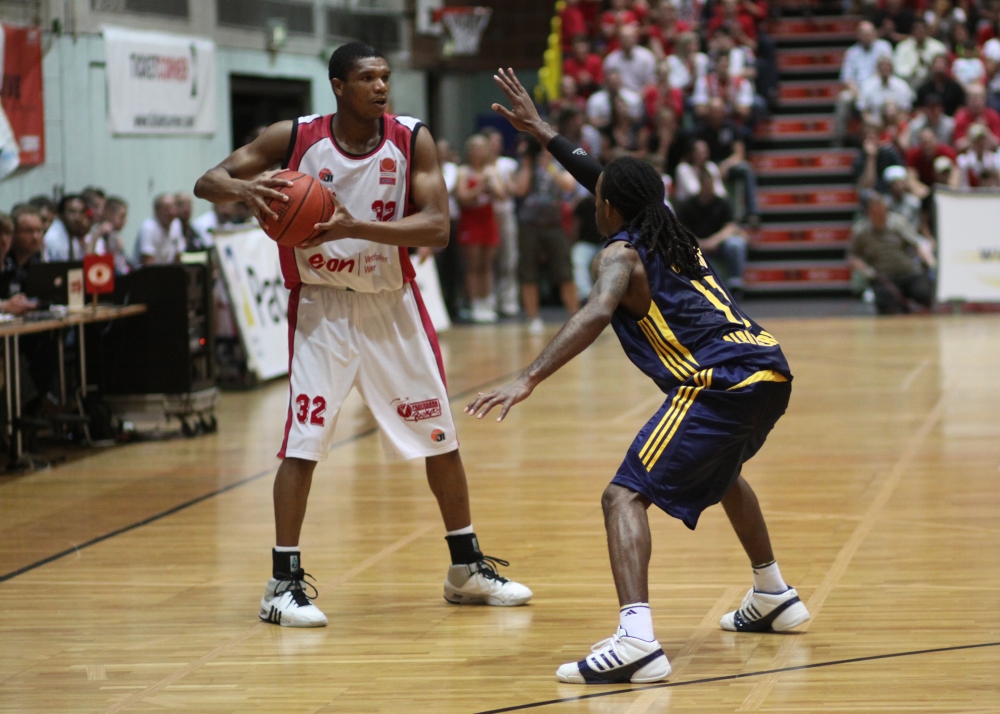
[465,243,636,422]
[193,121,294,222]
[492,68,604,195]
[298,125,449,249]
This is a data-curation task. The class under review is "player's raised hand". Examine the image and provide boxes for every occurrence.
[464,378,534,422]
[299,191,356,248]
[492,68,556,144]
[242,169,293,222]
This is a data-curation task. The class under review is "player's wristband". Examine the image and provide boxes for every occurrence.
[546,134,604,196]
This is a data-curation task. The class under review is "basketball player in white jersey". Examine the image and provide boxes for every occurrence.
[194,43,531,626]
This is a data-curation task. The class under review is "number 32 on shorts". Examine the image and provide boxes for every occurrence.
[295,394,327,426]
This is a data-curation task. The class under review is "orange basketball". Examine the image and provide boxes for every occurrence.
[261,170,334,247]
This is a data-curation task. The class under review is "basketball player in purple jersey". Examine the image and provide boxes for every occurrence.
[194,44,531,627]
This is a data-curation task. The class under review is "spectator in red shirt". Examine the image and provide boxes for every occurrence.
[708,0,758,49]
[601,0,642,51]
[563,35,605,97]
[905,126,958,186]
[560,0,589,51]
[649,0,693,60]
[952,84,1000,151]
[643,63,685,125]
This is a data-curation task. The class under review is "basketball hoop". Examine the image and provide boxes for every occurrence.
[433,6,492,57]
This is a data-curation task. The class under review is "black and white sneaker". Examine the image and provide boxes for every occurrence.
[443,556,533,606]
[259,569,328,627]
[556,627,671,684]
[720,587,810,632]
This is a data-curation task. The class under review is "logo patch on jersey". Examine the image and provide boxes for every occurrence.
[319,168,333,182]
[379,157,397,185]
[393,398,442,422]
[431,429,446,442]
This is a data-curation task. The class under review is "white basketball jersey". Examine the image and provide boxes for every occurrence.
[280,113,421,292]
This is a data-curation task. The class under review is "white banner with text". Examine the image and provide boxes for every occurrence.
[103,26,216,135]
[935,189,1000,302]
[214,228,289,381]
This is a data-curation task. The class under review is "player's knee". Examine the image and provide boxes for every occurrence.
[601,484,632,516]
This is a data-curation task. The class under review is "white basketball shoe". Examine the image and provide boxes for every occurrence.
[259,571,328,627]
[720,587,811,633]
[443,556,533,606]
[556,627,671,684]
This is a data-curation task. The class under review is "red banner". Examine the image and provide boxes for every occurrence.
[1,24,45,166]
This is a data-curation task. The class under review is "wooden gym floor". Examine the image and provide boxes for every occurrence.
[1,315,998,713]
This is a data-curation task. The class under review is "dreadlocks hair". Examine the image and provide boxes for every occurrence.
[328,42,385,82]
[600,157,705,279]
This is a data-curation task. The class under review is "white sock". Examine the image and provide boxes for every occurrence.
[619,603,655,642]
[274,545,300,552]
[446,524,474,537]
[752,560,788,594]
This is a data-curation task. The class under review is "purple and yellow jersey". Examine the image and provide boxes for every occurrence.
[606,231,792,395]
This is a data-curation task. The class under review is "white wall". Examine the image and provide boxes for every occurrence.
[0,32,428,250]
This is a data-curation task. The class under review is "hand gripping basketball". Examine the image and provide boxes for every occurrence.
[244,169,294,223]
[297,190,356,249]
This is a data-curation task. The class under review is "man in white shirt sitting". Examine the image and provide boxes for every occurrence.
[135,193,183,266]
[603,24,658,93]
[836,21,893,143]
[586,70,644,129]
[43,194,91,262]
[858,55,914,124]
[893,19,946,89]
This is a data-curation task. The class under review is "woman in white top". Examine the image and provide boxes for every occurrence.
[673,139,726,203]
[666,31,709,96]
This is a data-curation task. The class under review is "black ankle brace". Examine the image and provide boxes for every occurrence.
[445,533,483,565]
[272,548,301,579]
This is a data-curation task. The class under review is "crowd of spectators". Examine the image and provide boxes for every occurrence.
[0,189,253,315]
[842,4,1000,313]
[433,0,772,327]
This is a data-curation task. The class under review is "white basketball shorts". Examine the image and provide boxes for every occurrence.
[277,282,458,462]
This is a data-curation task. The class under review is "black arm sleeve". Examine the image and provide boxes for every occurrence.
[546,134,604,197]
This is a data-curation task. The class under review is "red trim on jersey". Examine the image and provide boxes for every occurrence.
[277,284,302,459]
[285,115,329,174]
[278,245,301,289]
[409,281,446,388]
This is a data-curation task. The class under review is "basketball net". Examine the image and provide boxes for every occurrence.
[437,7,492,57]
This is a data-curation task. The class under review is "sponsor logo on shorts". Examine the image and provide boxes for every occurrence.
[393,397,442,422]
[319,168,333,182]
[431,429,446,442]
[379,157,397,185]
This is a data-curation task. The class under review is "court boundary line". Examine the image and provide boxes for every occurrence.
[474,640,1000,713]
[0,369,523,584]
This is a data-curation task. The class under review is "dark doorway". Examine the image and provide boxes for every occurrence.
[229,75,312,151]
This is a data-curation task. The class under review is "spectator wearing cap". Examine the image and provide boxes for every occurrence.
[908,93,954,147]
[893,20,946,89]
[586,69,644,129]
[135,193,184,266]
[952,85,1000,152]
[850,192,935,315]
[563,36,604,98]
[906,127,958,188]
[44,194,91,262]
[882,165,929,240]
[857,55,914,125]
[932,154,958,186]
[956,124,1000,187]
[915,54,966,116]
[855,119,905,192]
[835,21,893,143]
[603,24,658,94]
